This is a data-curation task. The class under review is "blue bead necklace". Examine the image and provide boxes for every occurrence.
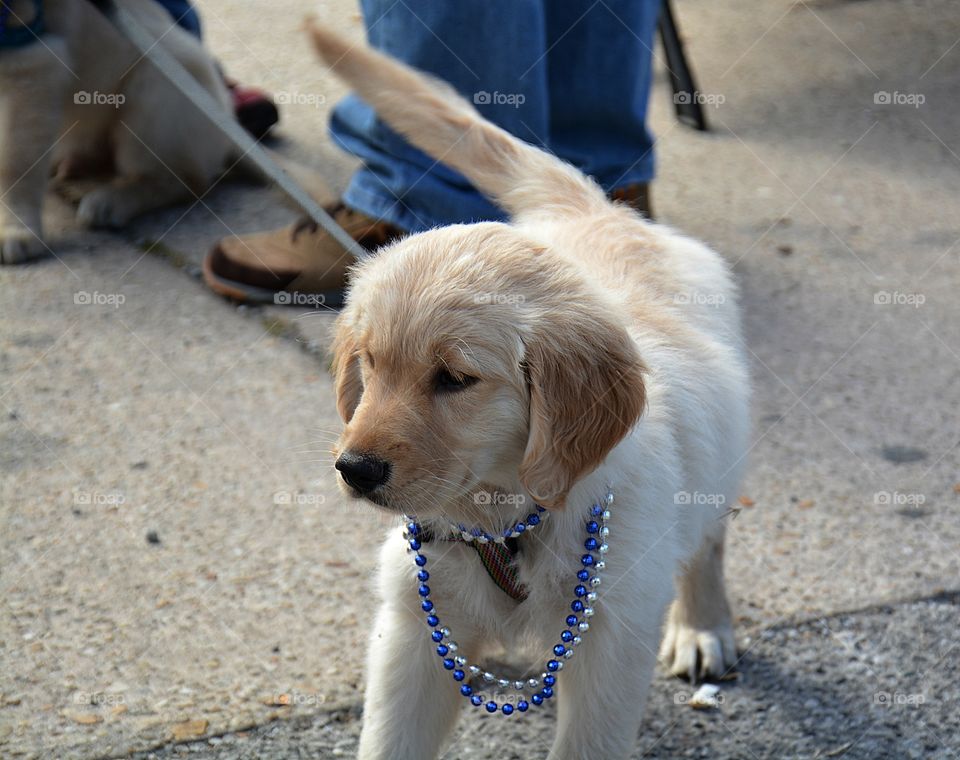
[402,490,613,715]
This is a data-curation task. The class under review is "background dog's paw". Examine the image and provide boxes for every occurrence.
[77,188,131,229]
[0,226,45,264]
[659,613,737,683]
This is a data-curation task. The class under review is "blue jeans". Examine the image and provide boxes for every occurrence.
[154,0,202,38]
[331,0,662,232]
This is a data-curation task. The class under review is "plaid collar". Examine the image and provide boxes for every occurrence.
[418,526,528,602]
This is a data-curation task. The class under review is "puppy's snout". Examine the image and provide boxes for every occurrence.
[335,452,391,494]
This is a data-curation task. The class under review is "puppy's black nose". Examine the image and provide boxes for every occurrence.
[335,452,391,494]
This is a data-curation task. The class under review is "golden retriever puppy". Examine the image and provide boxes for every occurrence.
[0,0,232,263]
[313,21,750,760]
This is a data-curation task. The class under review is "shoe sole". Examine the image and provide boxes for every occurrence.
[202,253,345,309]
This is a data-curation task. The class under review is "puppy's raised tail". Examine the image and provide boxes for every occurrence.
[307,21,608,221]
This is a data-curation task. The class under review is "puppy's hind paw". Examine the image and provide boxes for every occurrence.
[77,187,133,229]
[659,612,737,683]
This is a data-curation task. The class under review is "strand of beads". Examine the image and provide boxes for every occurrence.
[449,504,548,545]
[404,490,613,715]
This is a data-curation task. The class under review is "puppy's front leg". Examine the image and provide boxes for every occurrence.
[358,599,466,760]
[548,607,665,760]
[658,526,737,682]
[0,36,72,263]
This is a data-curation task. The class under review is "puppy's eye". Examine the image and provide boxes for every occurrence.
[434,368,478,393]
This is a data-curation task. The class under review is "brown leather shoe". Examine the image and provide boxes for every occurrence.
[203,202,405,307]
[609,182,653,220]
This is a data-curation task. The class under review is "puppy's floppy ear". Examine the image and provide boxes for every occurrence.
[519,308,646,508]
[331,315,363,422]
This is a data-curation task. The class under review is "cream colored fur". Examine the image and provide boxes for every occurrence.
[313,21,750,760]
[0,0,232,263]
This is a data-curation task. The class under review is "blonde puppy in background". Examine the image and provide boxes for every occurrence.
[0,0,232,264]
[313,21,750,760]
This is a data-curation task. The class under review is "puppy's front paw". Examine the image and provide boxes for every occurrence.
[0,225,44,264]
[659,602,737,682]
